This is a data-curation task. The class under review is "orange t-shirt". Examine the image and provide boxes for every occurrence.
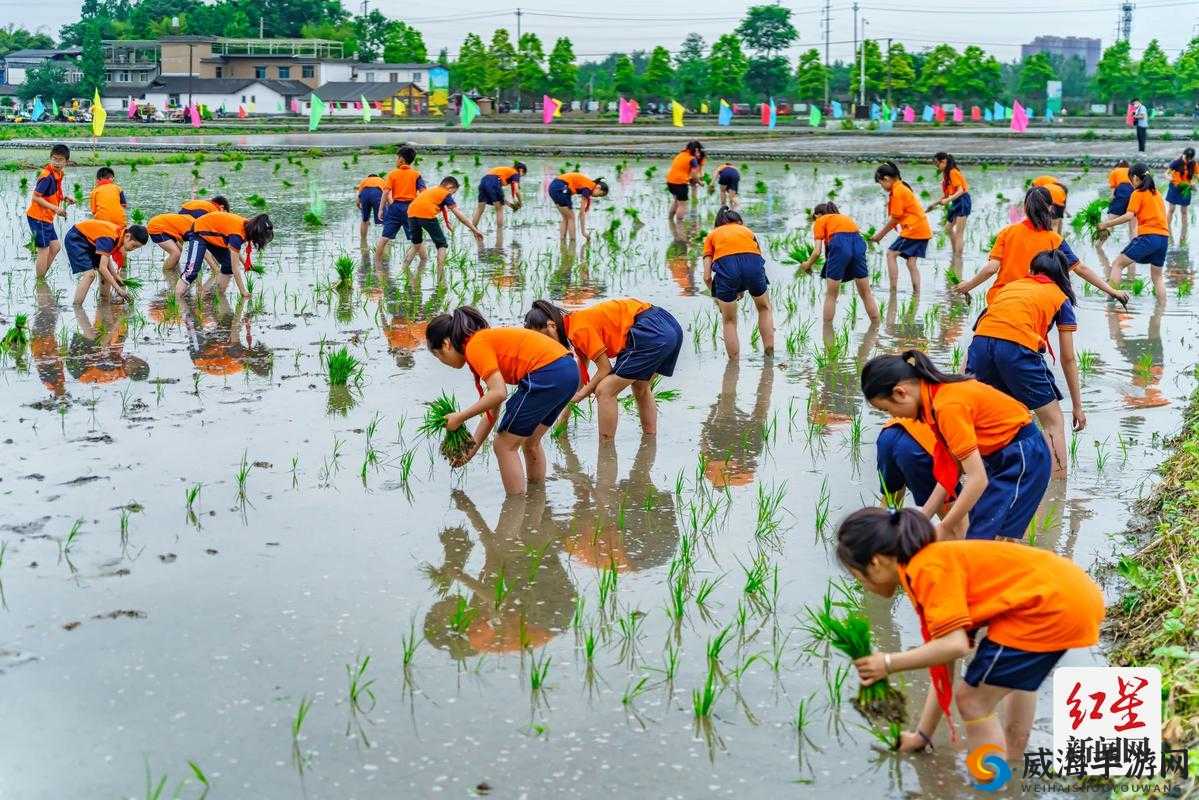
[146,213,195,241]
[385,165,423,202]
[921,379,1032,460]
[1127,189,1169,237]
[564,298,652,361]
[180,199,220,216]
[942,167,969,197]
[812,213,859,241]
[559,172,597,194]
[975,275,1077,352]
[1032,176,1067,206]
[1108,167,1131,189]
[356,175,387,192]
[703,223,761,260]
[986,219,1067,303]
[90,180,126,226]
[898,540,1104,652]
[884,417,937,455]
[666,150,699,184]
[26,164,65,223]
[72,219,122,253]
[489,166,520,184]
[191,212,247,250]
[463,328,568,385]
[407,186,455,220]
[888,182,931,240]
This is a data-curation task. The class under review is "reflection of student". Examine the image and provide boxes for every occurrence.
[1106,293,1169,409]
[184,300,272,378]
[700,361,773,488]
[65,304,150,385]
[423,489,575,660]
[665,242,698,296]
[31,283,65,397]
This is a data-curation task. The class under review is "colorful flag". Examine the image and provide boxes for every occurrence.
[309,94,326,131]
[768,97,777,129]
[361,95,371,123]
[717,98,732,126]
[1124,102,1135,126]
[993,101,1004,120]
[760,102,770,126]
[460,95,480,128]
[278,100,284,112]
[1044,106,1054,121]
[970,105,981,121]
[984,108,993,121]
[126,98,139,119]
[808,104,822,127]
[31,96,44,121]
[237,105,247,119]
[880,101,891,119]
[290,97,301,114]
[902,105,915,123]
[189,104,201,128]
[51,98,58,117]
[933,105,945,122]
[869,102,879,120]
[700,101,709,114]
[921,105,933,122]
[1004,105,1013,120]
[952,106,963,123]
[671,100,685,127]
[91,89,107,137]
[1010,99,1029,133]
[541,94,562,124]
[831,100,843,119]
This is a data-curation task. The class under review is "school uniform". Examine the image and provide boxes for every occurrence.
[64,219,122,275]
[479,166,521,204]
[463,328,575,437]
[898,540,1103,692]
[381,165,425,241]
[1032,176,1067,219]
[564,298,683,382]
[406,186,456,249]
[1108,167,1133,215]
[549,172,598,209]
[1165,159,1194,207]
[943,167,971,221]
[179,199,220,219]
[985,219,1079,303]
[968,275,1076,410]
[919,379,1051,540]
[89,179,127,226]
[812,213,867,282]
[356,175,387,224]
[716,164,740,192]
[886,182,931,258]
[665,150,699,201]
[703,223,768,302]
[146,213,194,244]
[181,211,247,284]
[1122,189,1170,267]
[877,418,941,507]
[26,163,64,247]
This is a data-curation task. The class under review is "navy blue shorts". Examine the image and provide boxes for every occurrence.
[876,425,938,507]
[822,232,868,282]
[612,306,684,380]
[359,187,383,223]
[947,192,972,222]
[381,201,411,240]
[967,335,1061,410]
[478,174,505,205]
[964,637,1065,691]
[1122,234,1169,267]
[667,182,690,201]
[712,252,769,302]
[150,232,179,244]
[1108,183,1133,215]
[409,217,447,249]
[889,236,929,258]
[181,236,233,284]
[1166,183,1192,207]
[64,228,100,275]
[967,424,1051,540]
[548,178,573,208]
[498,354,577,437]
[179,208,206,219]
[718,170,740,192]
[27,216,58,248]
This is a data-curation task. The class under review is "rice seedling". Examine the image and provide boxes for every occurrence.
[695,575,721,613]
[400,614,423,669]
[741,552,772,612]
[1070,197,1109,242]
[1077,350,1098,376]
[447,595,476,634]
[493,565,510,607]
[807,606,907,724]
[333,254,354,285]
[59,517,83,560]
[0,313,29,353]
[290,694,313,772]
[1069,432,1080,466]
[794,693,815,734]
[597,559,619,610]
[1093,438,1110,472]
[418,392,474,463]
[326,346,363,386]
[706,625,734,670]
[582,626,598,663]
[346,654,377,714]
[303,208,324,227]
[691,666,721,718]
[398,448,416,485]
[1025,504,1059,547]
[1134,352,1155,380]
[666,570,688,623]
[814,478,831,540]
[824,662,849,708]
[869,721,903,751]
[1124,276,1147,296]
[754,481,787,539]
[1178,279,1192,298]
[187,761,209,796]
[529,649,552,693]
[622,675,651,706]
[235,451,252,500]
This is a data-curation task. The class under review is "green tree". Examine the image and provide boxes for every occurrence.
[16,62,76,105]
[1137,39,1173,105]
[515,33,546,104]
[352,10,391,62]
[302,21,358,59]
[794,48,826,103]
[947,45,1001,105]
[78,19,105,98]
[915,44,958,101]
[849,39,885,99]
[734,5,797,56]
[706,34,748,99]
[1016,52,1056,100]
[1049,54,1088,103]
[641,46,674,101]
[383,22,427,63]
[746,56,790,99]
[0,25,55,57]
[546,37,578,99]
[1175,37,1199,104]
[884,43,916,98]
[674,33,709,105]
[1093,40,1137,110]
[613,54,638,96]
[454,33,489,94]
[486,28,517,99]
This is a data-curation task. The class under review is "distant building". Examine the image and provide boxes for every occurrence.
[1021,36,1102,74]
[140,76,311,112]
[309,81,430,117]
[2,48,82,84]
[159,37,353,89]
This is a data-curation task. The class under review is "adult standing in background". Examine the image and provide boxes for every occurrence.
[1131,97,1149,153]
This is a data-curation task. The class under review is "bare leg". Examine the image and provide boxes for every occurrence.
[956,681,1016,764]
[594,373,635,440]
[885,248,899,291]
[1034,401,1068,479]
[906,256,922,293]
[374,236,392,267]
[157,240,182,271]
[471,202,485,228]
[631,379,656,435]
[521,424,551,485]
[494,203,505,232]
[854,277,881,321]
[35,241,62,278]
[822,278,840,323]
[716,297,740,359]
[1108,252,1133,286]
[493,432,529,496]
[1002,691,1037,759]
[752,291,775,353]
[72,270,96,306]
[1150,265,1165,298]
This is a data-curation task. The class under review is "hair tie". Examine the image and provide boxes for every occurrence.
[889,509,902,525]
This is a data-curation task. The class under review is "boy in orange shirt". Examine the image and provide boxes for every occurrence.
[837,507,1103,761]
[400,177,484,272]
[355,172,387,242]
[869,162,931,293]
[547,171,609,241]
[62,219,148,306]
[1098,163,1170,297]
[472,162,527,232]
[375,145,426,266]
[28,143,74,278]
[665,141,703,223]
[89,167,128,226]
[702,206,774,359]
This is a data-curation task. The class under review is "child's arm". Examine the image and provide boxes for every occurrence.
[89,189,99,216]
[449,371,507,428]
[1071,261,1128,304]
[702,255,714,292]
[954,258,1000,295]
[97,254,129,298]
[577,205,591,238]
[450,205,485,240]
[802,240,824,272]
[1099,211,1134,229]
[1058,328,1085,431]
[870,216,901,243]
[855,627,971,680]
[231,248,251,298]
[573,353,612,403]
[920,483,949,522]
[932,451,987,540]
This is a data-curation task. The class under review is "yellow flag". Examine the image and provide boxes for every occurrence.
[552,97,563,117]
[671,100,684,128]
[700,101,710,114]
[91,89,107,137]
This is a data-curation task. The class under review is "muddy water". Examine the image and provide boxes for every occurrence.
[0,154,1195,799]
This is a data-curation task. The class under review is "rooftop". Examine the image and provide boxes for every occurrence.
[312,81,425,102]
[147,76,311,95]
[4,48,81,60]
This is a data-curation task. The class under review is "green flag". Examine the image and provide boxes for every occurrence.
[460,96,480,128]
[361,94,371,124]
[809,104,822,127]
[309,94,326,131]
[51,98,58,117]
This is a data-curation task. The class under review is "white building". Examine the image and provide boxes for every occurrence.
[127,76,310,113]
[351,63,438,92]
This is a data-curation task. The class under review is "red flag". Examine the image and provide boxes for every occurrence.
[760,102,770,125]
[970,105,981,121]
[237,105,247,119]
[933,104,946,123]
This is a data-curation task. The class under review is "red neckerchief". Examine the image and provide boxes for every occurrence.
[898,562,960,743]
[96,177,113,187]
[111,226,126,269]
[244,242,253,271]
[469,367,496,424]
[919,381,960,500]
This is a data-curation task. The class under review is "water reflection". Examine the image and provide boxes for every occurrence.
[701,361,774,488]
[1106,296,1168,409]
[53,301,150,388]
[31,283,64,397]
[666,241,699,297]
[184,297,272,379]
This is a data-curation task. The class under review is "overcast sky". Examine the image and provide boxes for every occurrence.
[17,0,1199,64]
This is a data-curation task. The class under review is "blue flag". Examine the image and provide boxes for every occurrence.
[992,101,1004,120]
[921,105,933,122]
[718,98,732,126]
[984,108,993,121]
[1004,105,1013,120]
[869,102,879,120]
[31,96,45,121]
[1044,106,1054,121]
[768,97,777,129]
[831,100,843,119]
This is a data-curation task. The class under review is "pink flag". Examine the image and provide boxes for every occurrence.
[952,106,963,123]
[189,104,201,128]
[902,105,916,123]
[933,105,946,122]
[290,98,301,114]
[1010,100,1029,133]
[618,97,637,124]
[1124,102,1134,126]
[970,105,981,121]
[543,94,555,124]
[127,98,138,119]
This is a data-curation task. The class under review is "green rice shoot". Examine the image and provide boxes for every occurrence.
[418,392,474,462]
[1071,197,1109,242]
[325,346,362,386]
[808,606,907,725]
[1,314,29,352]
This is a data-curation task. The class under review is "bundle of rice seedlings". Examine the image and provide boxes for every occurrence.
[550,401,587,439]
[1071,197,1109,242]
[121,277,144,294]
[418,392,474,462]
[247,193,268,209]
[325,346,362,386]
[1,314,29,352]
[809,607,907,725]
[333,254,354,285]
[130,208,146,225]
[303,208,324,227]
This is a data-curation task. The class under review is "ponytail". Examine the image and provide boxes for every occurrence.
[524,300,569,347]
[1129,162,1156,193]
[715,205,743,226]
[860,349,967,399]
[1023,186,1055,231]
[836,507,935,572]
[1030,249,1076,305]
[426,305,489,353]
[245,213,274,249]
[812,201,839,216]
[1180,148,1196,181]
[934,151,958,193]
[514,160,528,174]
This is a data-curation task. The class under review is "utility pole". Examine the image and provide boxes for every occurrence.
[1119,2,1133,42]
[886,38,893,108]
[822,0,831,107]
[859,20,868,107]
[514,8,523,112]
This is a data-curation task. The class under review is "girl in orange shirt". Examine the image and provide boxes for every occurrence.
[147,212,202,271]
[837,507,1103,760]
[472,161,528,231]
[548,172,609,241]
[175,212,274,300]
[799,202,880,323]
[427,307,577,495]
[665,140,704,223]
[1164,147,1194,239]
[524,298,682,439]
[869,162,931,293]
[928,152,970,260]
[702,206,774,359]
[860,350,1051,541]
[1098,163,1171,297]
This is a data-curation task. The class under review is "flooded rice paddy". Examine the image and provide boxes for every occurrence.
[1,151,1196,799]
